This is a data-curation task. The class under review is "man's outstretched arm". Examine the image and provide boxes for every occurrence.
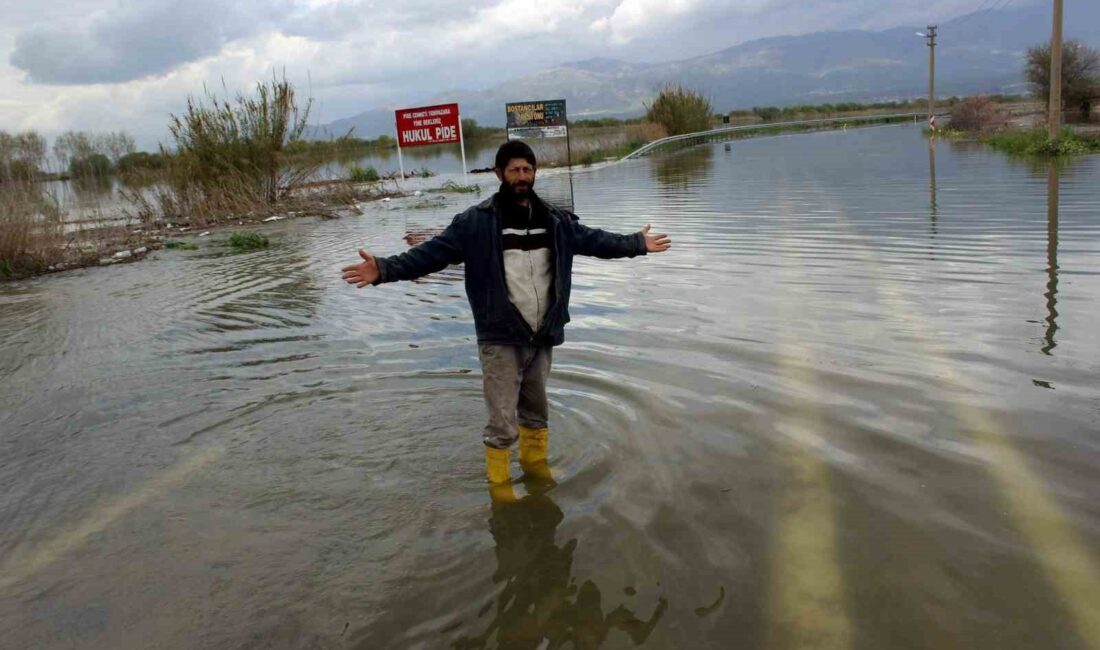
[567,217,671,258]
[341,217,465,288]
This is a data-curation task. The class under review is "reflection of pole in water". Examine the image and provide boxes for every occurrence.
[1042,162,1060,355]
[928,137,938,239]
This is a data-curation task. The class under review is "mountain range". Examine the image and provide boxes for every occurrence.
[313,2,1100,140]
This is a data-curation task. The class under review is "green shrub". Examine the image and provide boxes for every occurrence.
[984,129,1100,156]
[460,118,501,139]
[69,153,112,179]
[645,84,713,136]
[116,151,165,173]
[752,106,781,122]
[229,231,270,249]
[348,164,380,183]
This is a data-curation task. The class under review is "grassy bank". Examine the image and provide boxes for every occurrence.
[983,128,1100,156]
[932,125,1100,157]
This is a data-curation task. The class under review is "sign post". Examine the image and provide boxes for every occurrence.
[394,102,465,184]
[395,134,406,181]
[505,99,572,208]
[457,117,468,186]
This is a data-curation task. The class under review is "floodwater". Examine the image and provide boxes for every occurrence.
[2,125,1098,649]
[46,133,599,221]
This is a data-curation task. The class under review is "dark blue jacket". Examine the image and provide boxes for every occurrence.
[374,192,647,346]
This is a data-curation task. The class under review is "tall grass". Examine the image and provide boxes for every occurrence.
[0,180,64,277]
[645,85,713,136]
[130,75,319,226]
[1,131,66,277]
[170,74,312,203]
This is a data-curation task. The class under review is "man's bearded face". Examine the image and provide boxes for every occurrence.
[498,158,535,195]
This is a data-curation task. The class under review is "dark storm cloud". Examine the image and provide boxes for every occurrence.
[9,0,289,84]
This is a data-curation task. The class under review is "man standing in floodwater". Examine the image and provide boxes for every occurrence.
[341,141,671,497]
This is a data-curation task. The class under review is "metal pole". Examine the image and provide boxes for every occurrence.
[927,25,937,129]
[1048,0,1064,140]
[565,118,575,211]
[395,121,405,182]
[457,115,468,186]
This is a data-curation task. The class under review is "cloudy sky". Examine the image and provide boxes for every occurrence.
[1,0,1029,148]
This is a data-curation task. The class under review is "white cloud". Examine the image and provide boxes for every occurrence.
[0,0,1047,147]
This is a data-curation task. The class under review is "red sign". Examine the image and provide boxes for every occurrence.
[395,103,461,148]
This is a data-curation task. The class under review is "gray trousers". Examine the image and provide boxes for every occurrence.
[478,344,552,449]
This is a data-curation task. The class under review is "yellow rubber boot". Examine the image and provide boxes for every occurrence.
[485,446,517,503]
[518,426,548,464]
[518,426,553,482]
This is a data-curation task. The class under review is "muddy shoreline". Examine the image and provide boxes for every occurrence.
[3,181,409,281]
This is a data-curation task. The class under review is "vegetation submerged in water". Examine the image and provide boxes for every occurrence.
[983,129,1100,156]
[347,164,380,183]
[438,181,480,194]
[935,126,1100,157]
[229,231,270,250]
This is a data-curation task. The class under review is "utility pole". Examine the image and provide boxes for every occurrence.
[1048,0,1064,140]
[926,25,937,129]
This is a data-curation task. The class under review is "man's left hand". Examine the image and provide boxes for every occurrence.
[641,224,671,253]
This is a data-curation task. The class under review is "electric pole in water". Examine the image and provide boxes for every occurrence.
[1048,0,1064,140]
[926,25,937,129]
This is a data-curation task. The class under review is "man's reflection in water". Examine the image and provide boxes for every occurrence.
[453,478,668,649]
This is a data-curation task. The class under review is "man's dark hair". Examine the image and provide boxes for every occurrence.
[494,140,536,170]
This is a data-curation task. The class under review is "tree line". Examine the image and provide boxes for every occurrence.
[0,128,161,182]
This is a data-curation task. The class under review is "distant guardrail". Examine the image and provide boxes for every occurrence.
[621,112,950,160]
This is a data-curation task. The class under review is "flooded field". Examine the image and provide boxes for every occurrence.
[1,124,1098,649]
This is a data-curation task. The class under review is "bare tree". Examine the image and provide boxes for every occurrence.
[100,131,136,165]
[52,131,96,169]
[1026,40,1100,118]
[0,131,47,181]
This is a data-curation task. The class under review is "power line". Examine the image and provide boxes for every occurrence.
[967,0,1020,44]
[946,0,1000,30]
[944,0,1018,37]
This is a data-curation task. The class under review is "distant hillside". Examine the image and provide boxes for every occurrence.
[312,1,1100,140]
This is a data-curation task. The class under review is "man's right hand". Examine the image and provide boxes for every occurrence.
[341,249,380,288]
